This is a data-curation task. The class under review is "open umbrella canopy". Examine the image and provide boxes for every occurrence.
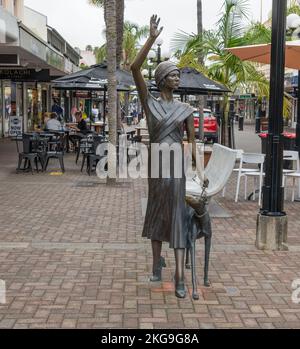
[52,63,135,91]
[148,67,230,95]
[227,40,300,70]
[177,67,230,95]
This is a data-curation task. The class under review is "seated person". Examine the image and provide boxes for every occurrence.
[45,112,62,131]
[69,112,91,135]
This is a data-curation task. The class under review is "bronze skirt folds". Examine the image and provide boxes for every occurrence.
[142,93,194,249]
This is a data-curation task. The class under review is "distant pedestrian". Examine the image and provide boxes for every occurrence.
[51,99,64,121]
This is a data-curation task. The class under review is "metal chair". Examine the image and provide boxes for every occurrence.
[43,132,65,173]
[16,134,43,174]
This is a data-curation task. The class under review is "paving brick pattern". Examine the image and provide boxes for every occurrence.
[0,131,300,329]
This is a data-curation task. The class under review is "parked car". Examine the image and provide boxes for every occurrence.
[193,108,218,143]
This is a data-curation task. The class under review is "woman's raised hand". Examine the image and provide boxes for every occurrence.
[150,15,163,39]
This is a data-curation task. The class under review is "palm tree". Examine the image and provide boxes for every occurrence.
[94,44,107,64]
[123,21,149,71]
[116,0,125,68]
[88,0,124,68]
[89,0,119,182]
[172,0,270,147]
[197,0,205,141]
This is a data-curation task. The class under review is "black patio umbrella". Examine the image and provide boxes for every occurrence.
[177,67,230,95]
[52,63,134,91]
[148,67,230,95]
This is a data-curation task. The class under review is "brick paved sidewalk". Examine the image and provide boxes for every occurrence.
[0,137,300,329]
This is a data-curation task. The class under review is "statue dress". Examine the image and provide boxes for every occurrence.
[142,92,194,249]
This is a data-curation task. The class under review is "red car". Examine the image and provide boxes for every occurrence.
[193,108,218,143]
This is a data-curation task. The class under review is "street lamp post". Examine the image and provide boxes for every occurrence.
[143,38,169,81]
[256,0,288,251]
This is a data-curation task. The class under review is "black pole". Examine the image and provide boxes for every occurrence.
[149,66,152,81]
[261,0,287,216]
[296,71,300,151]
[103,89,107,136]
[157,45,162,65]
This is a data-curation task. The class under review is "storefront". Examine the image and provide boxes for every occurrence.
[0,69,53,135]
[0,6,80,138]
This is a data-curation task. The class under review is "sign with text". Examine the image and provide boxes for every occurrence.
[74,91,91,98]
[0,69,51,81]
[9,116,23,136]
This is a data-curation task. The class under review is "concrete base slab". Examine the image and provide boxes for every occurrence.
[256,213,288,251]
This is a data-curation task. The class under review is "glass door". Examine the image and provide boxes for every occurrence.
[4,83,12,137]
[26,87,39,131]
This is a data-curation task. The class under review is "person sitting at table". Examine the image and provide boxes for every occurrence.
[69,111,91,135]
[45,112,62,131]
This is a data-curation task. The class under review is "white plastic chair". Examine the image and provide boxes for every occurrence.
[222,149,245,197]
[234,153,265,206]
[284,172,300,201]
[186,143,237,198]
[283,150,300,201]
[283,150,300,175]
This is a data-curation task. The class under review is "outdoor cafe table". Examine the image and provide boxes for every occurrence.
[135,126,148,138]
[91,122,105,134]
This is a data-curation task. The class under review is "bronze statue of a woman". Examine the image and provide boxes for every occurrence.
[131,15,197,298]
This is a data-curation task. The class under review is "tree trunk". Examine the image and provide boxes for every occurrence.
[104,0,117,183]
[116,0,124,69]
[197,0,205,141]
[221,96,231,148]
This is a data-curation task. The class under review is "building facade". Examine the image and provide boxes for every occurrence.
[0,0,81,137]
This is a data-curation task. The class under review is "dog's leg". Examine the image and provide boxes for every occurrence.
[191,238,199,300]
[204,235,211,287]
[185,248,191,269]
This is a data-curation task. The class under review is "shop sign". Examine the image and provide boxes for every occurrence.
[9,116,23,136]
[20,29,46,61]
[0,8,19,44]
[0,69,51,81]
[239,94,255,99]
[74,91,91,98]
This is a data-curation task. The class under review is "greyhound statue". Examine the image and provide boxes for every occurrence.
[185,178,212,300]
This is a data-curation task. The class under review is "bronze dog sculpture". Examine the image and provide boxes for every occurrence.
[185,179,212,300]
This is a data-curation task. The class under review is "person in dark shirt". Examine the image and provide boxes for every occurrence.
[51,99,64,121]
[69,111,90,135]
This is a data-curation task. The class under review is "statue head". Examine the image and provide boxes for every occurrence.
[155,61,180,91]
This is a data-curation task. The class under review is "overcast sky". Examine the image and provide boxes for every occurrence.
[24,0,273,51]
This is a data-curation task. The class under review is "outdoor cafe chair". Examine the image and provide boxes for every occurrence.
[222,149,245,197]
[186,143,238,198]
[16,133,44,174]
[282,150,300,201]
[234,152,265,206]
[43,132,65,173]
[85,135,107,176]
[284,171,300,202]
